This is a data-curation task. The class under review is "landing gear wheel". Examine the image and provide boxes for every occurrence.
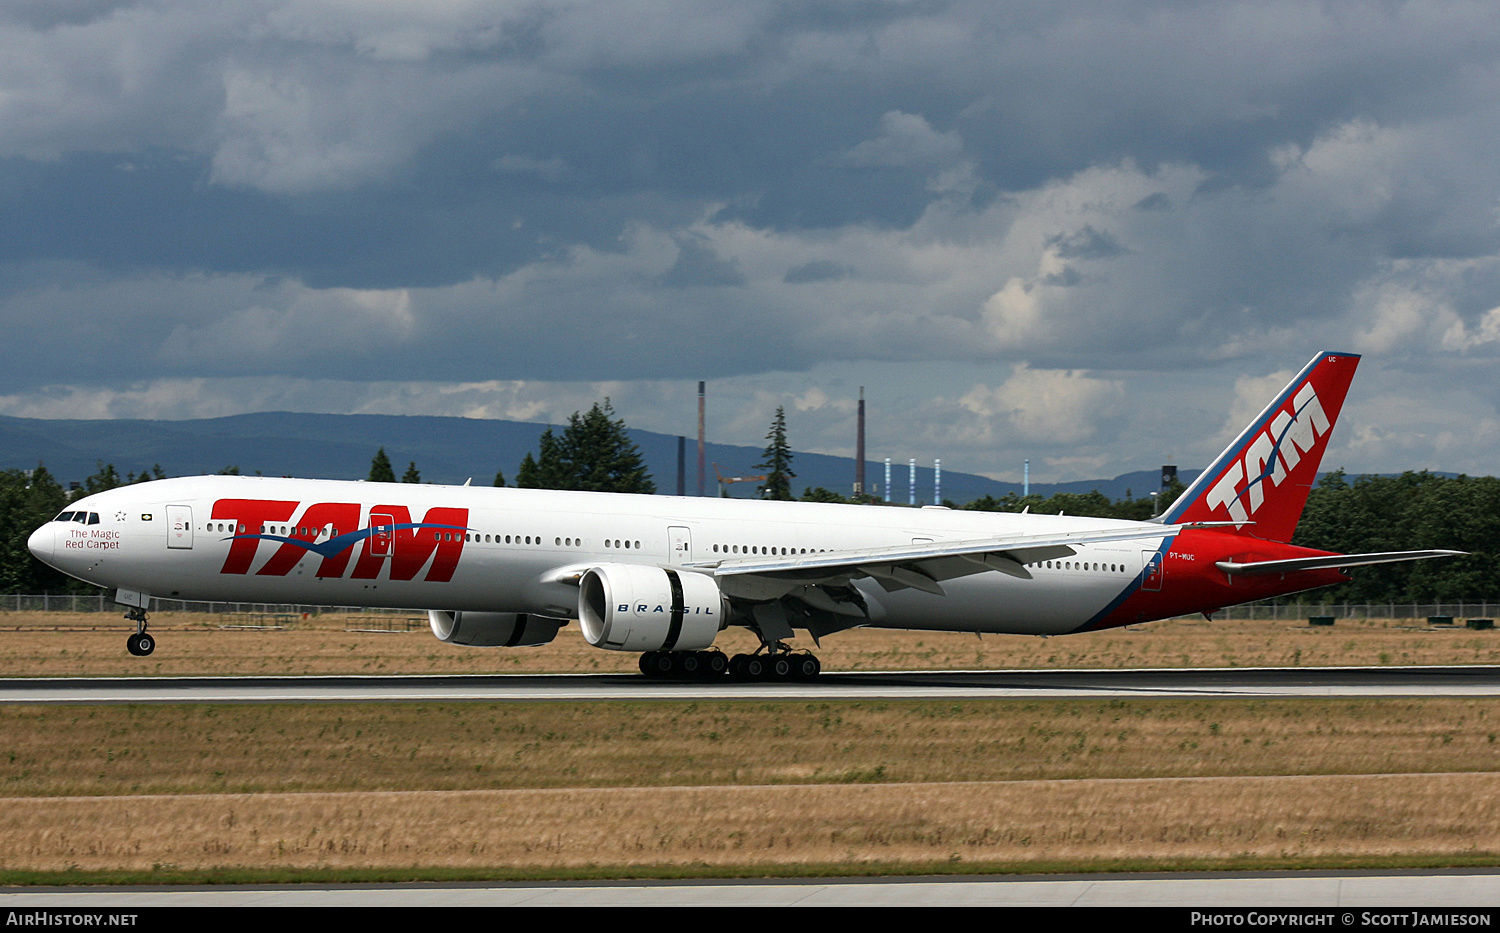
[640,651,732,680]
[791,654,821,680]
[703,651,729,677]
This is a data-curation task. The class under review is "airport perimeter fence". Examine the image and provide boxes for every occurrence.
[0,593,413,619]
[2,593,1499,623]
[1206,600,1500,621]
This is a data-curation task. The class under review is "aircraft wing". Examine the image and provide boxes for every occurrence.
[1215,550,1466,576]
[693,521,1225,597]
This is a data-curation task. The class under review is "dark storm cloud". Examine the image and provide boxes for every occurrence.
[4,1,1500,477]
[1046,227,1126,261]
[784,260,849,284]
[658,238,746,287]
[0,0,132,30]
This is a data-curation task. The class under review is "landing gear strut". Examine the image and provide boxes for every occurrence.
[124,607,155,657]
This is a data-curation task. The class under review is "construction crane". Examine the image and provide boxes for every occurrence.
[712,463,768,498]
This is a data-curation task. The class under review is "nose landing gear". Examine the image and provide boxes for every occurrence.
[124,607,155,656]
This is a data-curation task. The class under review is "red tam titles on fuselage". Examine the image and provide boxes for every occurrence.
[208,499,467,582]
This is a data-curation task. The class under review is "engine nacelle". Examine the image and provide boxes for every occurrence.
[578,563,725,652]
[427,610,565,647]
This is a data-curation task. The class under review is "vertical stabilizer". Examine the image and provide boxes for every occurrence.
[1161,351,1360,543]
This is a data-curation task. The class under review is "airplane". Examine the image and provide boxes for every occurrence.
[27,350,1462,678]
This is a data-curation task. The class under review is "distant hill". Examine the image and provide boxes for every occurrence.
[0,412,1193,505]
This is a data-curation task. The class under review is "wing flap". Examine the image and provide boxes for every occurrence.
[861,562,948,595]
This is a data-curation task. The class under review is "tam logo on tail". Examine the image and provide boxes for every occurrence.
[1204,381,1329,524]
[1166,352,1359,543]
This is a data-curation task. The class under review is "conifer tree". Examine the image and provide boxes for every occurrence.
[517,428,571,488]
[517,402,655,493]
[368,448,396,483]
[82,461,123,494]
[516,451,539,488]
[756,406,795,500]
[402,461,421,483]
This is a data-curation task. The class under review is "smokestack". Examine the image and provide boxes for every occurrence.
[908,458,916,506]
[697,381,705,496]
[934,458,941,504]
[885,458,891,502]
[854,387,865,497]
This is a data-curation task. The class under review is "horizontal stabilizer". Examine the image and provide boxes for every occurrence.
[1215,550,1466,576]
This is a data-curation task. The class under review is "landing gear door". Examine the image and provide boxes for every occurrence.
[668,526,692,563]
[166,505,193,549]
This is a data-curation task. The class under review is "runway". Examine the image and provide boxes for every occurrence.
[3,665,1500,703]
[2,871,1499,906]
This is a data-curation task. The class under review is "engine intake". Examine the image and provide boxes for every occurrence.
[578,563,725,652]
[428,610,565,647]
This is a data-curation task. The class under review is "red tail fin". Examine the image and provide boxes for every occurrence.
[1162,352,1359,543]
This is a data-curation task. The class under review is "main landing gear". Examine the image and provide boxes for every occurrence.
[124,607,155,656]
[639,649,728,679]
[637,644,821,681]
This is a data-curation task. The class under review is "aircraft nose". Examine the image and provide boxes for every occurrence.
[27,524,54,564]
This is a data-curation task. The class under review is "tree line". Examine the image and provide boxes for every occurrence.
[1290,470,1499,603]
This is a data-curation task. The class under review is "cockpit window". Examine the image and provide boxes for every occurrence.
[53,511,100,524]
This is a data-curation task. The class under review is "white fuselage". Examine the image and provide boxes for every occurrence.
[30,475,1172,637]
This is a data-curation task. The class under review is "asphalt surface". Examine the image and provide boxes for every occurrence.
[4,665,1500,703]
[2,871,1498,906]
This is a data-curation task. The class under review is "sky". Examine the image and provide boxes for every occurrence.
[4,0,1500,485]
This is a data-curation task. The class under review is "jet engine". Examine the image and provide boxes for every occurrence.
[578,563,725,652]
[427,610,565,647]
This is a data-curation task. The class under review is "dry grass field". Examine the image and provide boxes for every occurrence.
[3,699,1499,877]
[2,611,1499,881]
